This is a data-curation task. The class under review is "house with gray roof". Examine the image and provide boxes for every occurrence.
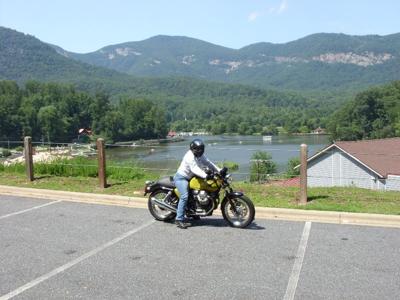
[305,138,400,191]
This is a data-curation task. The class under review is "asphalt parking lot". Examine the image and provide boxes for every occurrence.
[1,195,399,300]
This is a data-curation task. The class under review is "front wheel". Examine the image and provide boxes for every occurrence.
[221,196,255,228]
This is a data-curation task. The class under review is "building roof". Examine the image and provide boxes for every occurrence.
[307,138,400,178]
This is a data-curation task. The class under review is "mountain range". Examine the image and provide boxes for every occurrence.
[1,26,400,97]
[2,26,400,137]
[1,26,317,109]
[56,32,400,92]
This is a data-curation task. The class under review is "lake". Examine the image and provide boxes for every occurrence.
[107,135,330,180]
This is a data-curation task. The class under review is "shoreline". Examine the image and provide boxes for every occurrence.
[112,136,185,147]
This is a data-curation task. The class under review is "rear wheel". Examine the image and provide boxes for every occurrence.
[148,190,176,221]
[221,196,255,228]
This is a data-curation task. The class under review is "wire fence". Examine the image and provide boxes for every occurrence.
[1,138,400,192]
[3,139,400,156]
[0,139,301,183]
[2,140,400,158]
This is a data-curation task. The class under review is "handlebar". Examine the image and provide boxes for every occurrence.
[204,167,228,177]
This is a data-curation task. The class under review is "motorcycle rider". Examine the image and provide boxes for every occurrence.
[174,138,220,229]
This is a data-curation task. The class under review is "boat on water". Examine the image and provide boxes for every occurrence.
[262,135,272,141]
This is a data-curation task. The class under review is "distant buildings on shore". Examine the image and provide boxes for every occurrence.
[167,127,327,138]
[311,127,326,135]
[167,131,209,138]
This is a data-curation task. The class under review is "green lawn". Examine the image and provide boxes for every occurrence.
[1,172,399,215]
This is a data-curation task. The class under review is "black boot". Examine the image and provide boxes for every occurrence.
[175,220,190,229]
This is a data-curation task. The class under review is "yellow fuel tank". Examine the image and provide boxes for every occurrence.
[189,177,219,192]
[174,177,220,197]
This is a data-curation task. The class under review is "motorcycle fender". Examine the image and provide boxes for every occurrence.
[226,191,244,198]
[144,183,173,196]
[221,191,245,214]
[221,191,244,209]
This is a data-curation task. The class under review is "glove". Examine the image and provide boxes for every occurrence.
[206,173,214,180]
[220,167,228,177]
[205,167,213,175]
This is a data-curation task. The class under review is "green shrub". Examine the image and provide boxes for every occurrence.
[217,161,239,171]
[34,157,98,177]
[107,165,145,181]
[1,149,12,157]
[0,162,25,173]
[286,157,300,178]
[250,151,277,182]
[0,156,147,180]
[36,157,146,180]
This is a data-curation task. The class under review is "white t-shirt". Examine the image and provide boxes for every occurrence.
[177,150,220,179]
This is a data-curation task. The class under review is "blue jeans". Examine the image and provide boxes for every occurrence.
[174,173,189,221]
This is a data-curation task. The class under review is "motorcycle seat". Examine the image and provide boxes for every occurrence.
[157,176,176,188]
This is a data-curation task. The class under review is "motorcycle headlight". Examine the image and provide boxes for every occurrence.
[144,181,154,192]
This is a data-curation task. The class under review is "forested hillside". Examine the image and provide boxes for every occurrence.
[328,81,400,140]
[0,79,332,141]
[3,26,400,142]
[62,33,400,92]
[0,81,167,142]
[0,26,325,104]
[0,27,135,84]
[0,27,336,140]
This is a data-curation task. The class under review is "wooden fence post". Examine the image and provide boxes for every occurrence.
[97,138,107,188]
[299,143,308,205]
[24,136,34,181]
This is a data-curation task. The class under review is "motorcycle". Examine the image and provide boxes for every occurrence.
[144,167,255,228]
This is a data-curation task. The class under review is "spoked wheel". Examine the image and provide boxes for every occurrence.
[148,190,176,221]
[221,196,255,228]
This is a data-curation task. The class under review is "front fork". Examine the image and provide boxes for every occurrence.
[223,190,244,214]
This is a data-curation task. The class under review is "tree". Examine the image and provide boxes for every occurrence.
[0,81,22,140]
[118,98,167,140]
[146,106,168,139]
[102,110,124,142]
[249,151,277,182]
[37,105,60,142]
[286,157,300,178]
[261,125,278,136]
[90,93,110,134]
[329,81,400,141]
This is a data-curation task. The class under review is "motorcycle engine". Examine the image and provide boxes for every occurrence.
[193,190,211,207]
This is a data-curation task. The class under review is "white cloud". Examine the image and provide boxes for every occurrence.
[248,0,289,22]
[277,0,288,14]
[268,7,277,14]
[248,11,262,22]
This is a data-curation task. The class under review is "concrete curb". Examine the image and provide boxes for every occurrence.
[0,185,147,209]
[1,185,400,228]
[255,207,400,228]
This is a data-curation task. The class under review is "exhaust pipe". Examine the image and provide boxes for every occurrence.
[151,198,177,212]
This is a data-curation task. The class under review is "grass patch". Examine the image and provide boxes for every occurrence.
[236,183,400,215]
[1,158,399,215]
[0,170,400,215]
[0,157,148,181]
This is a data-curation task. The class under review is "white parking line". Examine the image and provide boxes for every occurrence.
[0,219,155,300]
[283,221,312,300]
[0,200,62,220]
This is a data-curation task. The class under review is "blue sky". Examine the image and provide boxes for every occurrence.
[1,0,399,53]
